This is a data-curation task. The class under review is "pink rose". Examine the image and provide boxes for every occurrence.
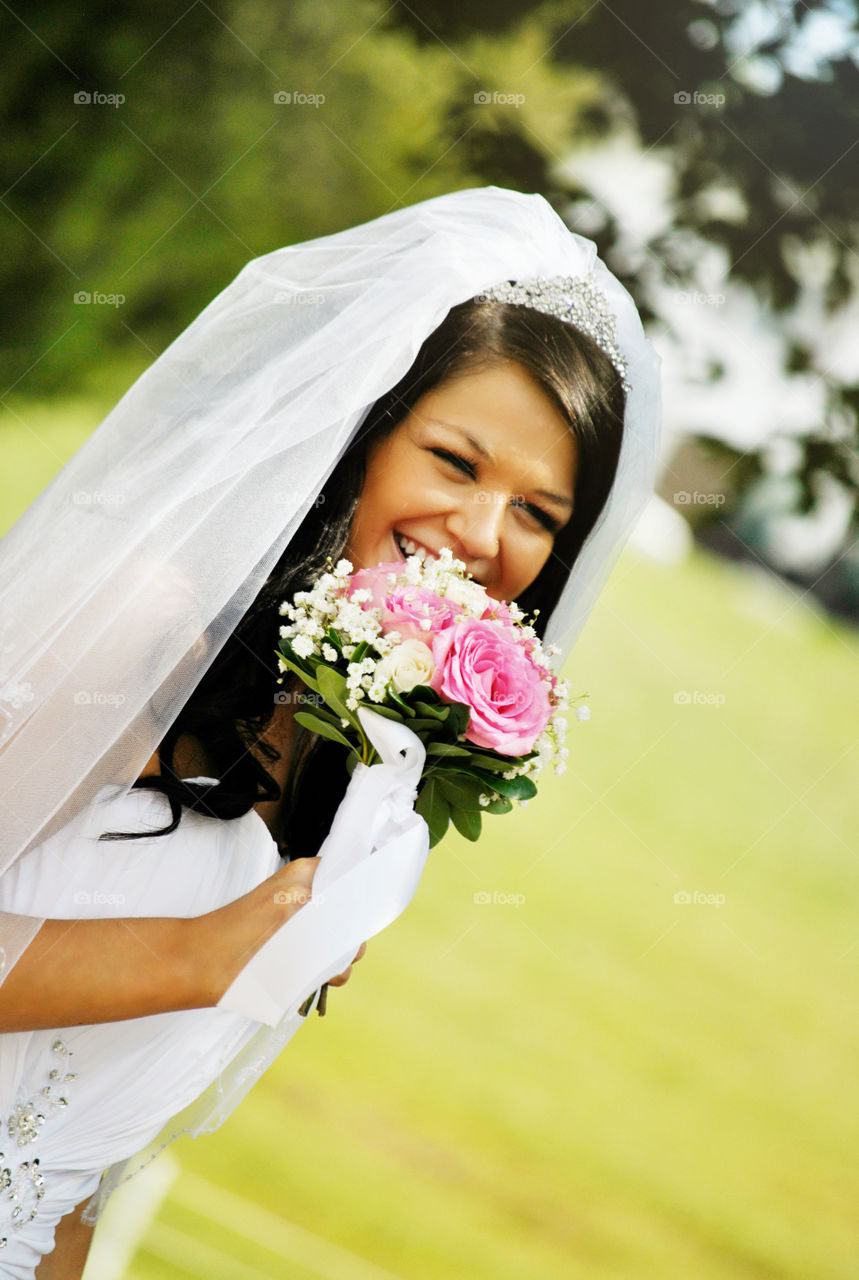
[480,598,556,689]
[480,597,516,626]
[347,564,465,643]
[429,617,552,755]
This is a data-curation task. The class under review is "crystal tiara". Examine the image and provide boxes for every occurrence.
[478,272,631,395]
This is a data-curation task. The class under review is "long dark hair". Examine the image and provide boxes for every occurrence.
[98,294,626,858]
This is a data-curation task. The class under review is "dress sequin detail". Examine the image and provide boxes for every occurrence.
[0,1038,76,1246]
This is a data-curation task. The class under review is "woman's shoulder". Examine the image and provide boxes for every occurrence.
[0,778,281,920]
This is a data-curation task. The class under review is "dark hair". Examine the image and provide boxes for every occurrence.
[98,295,626,858]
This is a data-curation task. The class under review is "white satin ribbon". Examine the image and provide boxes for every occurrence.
[217,706,430,1026]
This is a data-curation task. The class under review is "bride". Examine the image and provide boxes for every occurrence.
[0,186,660,1277]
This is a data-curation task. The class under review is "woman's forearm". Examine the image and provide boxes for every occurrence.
[0,914,206,1031]
[0,857,322,1032]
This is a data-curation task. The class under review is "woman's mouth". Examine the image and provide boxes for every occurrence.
[393,530,437,563]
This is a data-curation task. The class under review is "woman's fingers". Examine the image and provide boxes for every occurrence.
[265,862,369,991]
[327,940,368,988]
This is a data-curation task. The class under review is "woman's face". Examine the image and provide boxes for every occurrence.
[344,360,578,601]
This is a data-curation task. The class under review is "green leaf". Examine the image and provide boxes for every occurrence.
[291,700,336,723]
[415,778,450,847]
[401,684,439,706]
[467,751,525,773]
[450,805,482,841]
[425,742,472,758]
[413,700,449,721]
[484,795,513,815]
[316,664,359,730]
[386,687,416,717]
[354,702,404,723]
[293,712,355,751]
[404,718,441,733]
[445,702,471,738]
[274,648,320,694]
[433,771,485,811]
[470,770,537,801]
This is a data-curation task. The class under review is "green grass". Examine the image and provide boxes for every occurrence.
[5,396,857,1278]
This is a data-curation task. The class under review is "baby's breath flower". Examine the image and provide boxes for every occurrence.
[292,634,316,658]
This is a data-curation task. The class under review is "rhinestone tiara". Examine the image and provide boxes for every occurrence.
[478,272,631,395]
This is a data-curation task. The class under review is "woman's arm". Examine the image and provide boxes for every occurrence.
[35,1194,94,1280]
[0,857,363,1032]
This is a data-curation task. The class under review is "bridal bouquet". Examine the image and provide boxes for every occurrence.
[275,547,583,848]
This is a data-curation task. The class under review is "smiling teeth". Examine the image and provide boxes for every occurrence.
[396,533,436,562]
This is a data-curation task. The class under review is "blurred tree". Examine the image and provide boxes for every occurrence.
[0,0,595,397]
[389,0,859,541]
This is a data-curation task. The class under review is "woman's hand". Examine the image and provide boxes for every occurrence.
[0,859,368,1033]
[198,856,367,1006]
[326,939,367,987]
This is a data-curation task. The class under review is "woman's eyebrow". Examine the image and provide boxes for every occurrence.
[426,418,575,511]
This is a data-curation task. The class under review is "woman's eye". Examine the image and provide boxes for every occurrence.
[512,498,560,534]
[430,448,559,534]
[431,448,475,476]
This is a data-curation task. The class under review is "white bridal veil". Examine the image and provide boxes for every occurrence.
[0,184,661,1206]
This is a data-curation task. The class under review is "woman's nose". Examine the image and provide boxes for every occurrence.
[445,492,506,561]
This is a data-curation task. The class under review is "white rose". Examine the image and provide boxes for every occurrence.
[376,638,435,693]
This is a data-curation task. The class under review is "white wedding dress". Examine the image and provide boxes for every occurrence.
[0,778,281,1277]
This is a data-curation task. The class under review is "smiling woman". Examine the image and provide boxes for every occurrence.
[345,361,578,598]
[100,284,626,867]
[0,186,659,1278]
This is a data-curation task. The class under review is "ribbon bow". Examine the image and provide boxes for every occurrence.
[217,707,429,1026]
